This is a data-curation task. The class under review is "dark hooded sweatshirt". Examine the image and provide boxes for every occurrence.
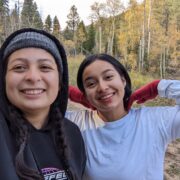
[0,28,86,180]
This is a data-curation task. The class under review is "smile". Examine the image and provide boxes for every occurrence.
[98,92,115,100]
[21,89,45,95]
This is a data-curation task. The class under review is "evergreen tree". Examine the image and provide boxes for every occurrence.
[0,0,8,15]
[32,2,43,29]
[63,26,73,40]
[66,5,80,39]
[52,16,61,39]
[75,21,87,53]
[21,0,42,28]
[21,0,34,27]
[44,14,52,33]
[9,3,19,31]
[84,22,95,53]
[0,0,9,43]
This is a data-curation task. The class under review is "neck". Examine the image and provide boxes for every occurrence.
[98,106,127,122]
[24,109,49,129]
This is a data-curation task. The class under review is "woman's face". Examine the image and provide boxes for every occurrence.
[82,60,126,114]
[5,48,60,116]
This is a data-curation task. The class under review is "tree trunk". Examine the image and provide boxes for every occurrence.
[99,26,102,53]
[147,0,152,59]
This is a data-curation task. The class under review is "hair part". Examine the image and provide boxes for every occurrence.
[77,54,132,110]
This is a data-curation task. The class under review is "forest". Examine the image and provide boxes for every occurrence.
[0,0,179,78]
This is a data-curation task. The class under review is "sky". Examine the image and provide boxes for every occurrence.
[9,0,142,29]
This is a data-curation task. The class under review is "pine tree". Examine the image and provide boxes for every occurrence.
[32,2,43,29]
[0,0,9,43]
[0,0,8,15]
[66,5,80,39]
[75,21,87,53]
[21,0,34,27]
[44,15,52,33]
[21,0,42,28]
[84,22,95,53]
[9,3,19,31]
[63,26,73,40]
[52,16,61,39]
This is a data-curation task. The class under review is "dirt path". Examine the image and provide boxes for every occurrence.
[164,141,180,180]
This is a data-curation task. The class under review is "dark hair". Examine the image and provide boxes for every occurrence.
[0,28,75,179]
[77,53,132,110]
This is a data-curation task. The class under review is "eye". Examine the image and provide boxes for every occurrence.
[85,81,96,88]
[105,74,114,80]
[12,65,27,72]
[40,65,53,72]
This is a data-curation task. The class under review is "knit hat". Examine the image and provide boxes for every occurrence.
[3,31,63,73]
[0,28,69,117]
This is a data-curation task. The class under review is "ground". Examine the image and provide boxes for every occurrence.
[164,141,180,180]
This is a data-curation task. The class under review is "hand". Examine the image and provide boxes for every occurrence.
[69,86,96,110]
[127,80,160,110]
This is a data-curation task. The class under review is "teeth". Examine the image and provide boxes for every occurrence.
[23,89,43,95]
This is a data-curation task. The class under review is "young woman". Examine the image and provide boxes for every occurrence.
[0,28,86,180]
[66,54,180,180]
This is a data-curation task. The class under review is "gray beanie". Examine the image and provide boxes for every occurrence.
[3,31,63,73]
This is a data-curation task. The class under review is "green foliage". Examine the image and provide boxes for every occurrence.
[33,2,43,29]
[83,22,96,54]
[44,15,52,33]
[1,0,179,78]
[63,26,73,40]
[75,21,87,53]
[52,16,61,38]
[66,5,80,37]
[0,0,9,15]
[0,0,9,43]
[21,0,43,29]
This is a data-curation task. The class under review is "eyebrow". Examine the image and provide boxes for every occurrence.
[8,58,55,65]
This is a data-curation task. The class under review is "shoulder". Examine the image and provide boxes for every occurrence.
[65,109,93,124]
[63,118,83,140]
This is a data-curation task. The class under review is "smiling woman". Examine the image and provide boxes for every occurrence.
[5,48,60,128]
[0,28,86,180]
[66,53,180,180]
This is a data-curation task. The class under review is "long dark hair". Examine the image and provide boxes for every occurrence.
[0,28,76,179]
[77,53,132,110]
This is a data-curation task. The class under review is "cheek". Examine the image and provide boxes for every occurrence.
[48,73,60,93]
[5,74,17,93]
[85,89,96,103]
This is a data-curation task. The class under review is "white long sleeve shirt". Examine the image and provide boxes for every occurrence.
[66,79,180,180]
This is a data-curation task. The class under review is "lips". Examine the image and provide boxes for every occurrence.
[98,92,115,101]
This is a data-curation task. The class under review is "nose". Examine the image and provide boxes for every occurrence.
[24,67,41,83]
[97,80,108,93]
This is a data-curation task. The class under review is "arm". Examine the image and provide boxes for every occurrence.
[127,79,160,110]
[69,80,161,111]
[158,79,180,140]
[158,79,180,105]
[69,86,95,109]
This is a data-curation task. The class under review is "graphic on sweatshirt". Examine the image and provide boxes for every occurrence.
[42,167,68,180]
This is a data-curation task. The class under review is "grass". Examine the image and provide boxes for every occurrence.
[67,54,84,86]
